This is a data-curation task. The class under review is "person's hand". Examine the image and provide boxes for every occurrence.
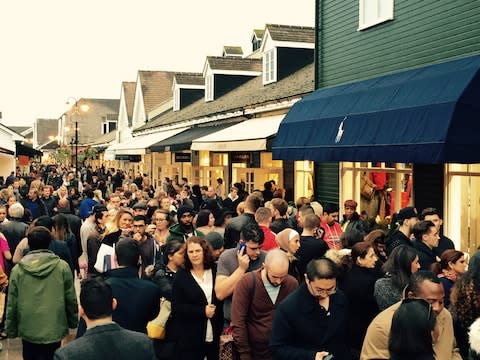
[132,232,143,242]
[315,352,330,360]
[145,265,154,277]
[205,304,216,319]
[237,250,250,271]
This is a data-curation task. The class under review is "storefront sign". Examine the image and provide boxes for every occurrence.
[231,153,250,163]
[175,152,191,163]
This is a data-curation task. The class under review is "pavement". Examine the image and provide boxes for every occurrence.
[0,273,82,358]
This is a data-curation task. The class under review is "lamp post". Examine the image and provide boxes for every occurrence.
[66,98,89,181]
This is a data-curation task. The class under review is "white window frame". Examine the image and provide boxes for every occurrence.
[205,74,214,102]
[263,49,277,85]
[102,120,117,134]
[173,88,180,111]
[358,0,394,31]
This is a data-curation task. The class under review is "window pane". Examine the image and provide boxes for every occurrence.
[363,0,378,24]
[378,0,393,19]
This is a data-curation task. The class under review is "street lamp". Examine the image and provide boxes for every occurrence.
[66,98,89,181]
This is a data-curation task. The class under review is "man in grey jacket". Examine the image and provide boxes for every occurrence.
[54,277,155,360]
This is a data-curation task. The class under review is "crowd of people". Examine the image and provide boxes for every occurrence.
[1,163,480,360]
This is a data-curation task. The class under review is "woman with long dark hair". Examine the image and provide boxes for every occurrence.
[171,236,223,360]
[374,245,420,310]
[339,241,381,358]
[389,298,436,360]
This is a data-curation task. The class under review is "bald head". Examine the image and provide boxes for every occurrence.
[263,249,290,287]
[58,198,70,209]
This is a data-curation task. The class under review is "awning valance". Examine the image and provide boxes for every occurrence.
[273,55,480,164]
[113,128,188,156]
[16,142,42,157]
[191,115,285,152]
[150,122,239,152]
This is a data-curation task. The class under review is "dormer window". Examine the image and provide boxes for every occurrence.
[263,49,277,84]
[205,74,214,102]
[173,88,180,111]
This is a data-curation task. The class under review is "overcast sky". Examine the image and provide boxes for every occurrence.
[0,0,314,127]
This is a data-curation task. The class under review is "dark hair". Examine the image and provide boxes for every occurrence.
[52,213,71,241]
[412,220,436,241]
[271,198,288,216]
[84,189,94,199]
[36,215,53,231]
[419,207,440,220]
[241,222,264,245]
[340,228,365,249]
[389,299,436,359]
[196,209,212,227]
[431,249,464,275]
[183,236,215,271]
[306,257,339,281]
[133,215,146,223]
[162,240,185,266]
[27,226,52,250]
[115,238,140,267]
[80,277,113,320]
[351,241,373,265]
[382,245,419,289]
[263,181,272,191]
[323,202,339,215]
[405,270,440,295]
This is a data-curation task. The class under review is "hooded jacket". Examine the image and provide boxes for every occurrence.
[6,250,78,343]
[166,224,203,243]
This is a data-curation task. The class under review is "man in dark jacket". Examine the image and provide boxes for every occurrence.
[20,188,48,220]
[413,220,440,271]
[224,194,261,249]
[385,206,418,255]
[54,277,155,360]
[76,238,161,337]
[270,257,350,360]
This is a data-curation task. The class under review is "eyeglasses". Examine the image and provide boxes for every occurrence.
[155,218,168,222]
[132,224,145,228]
[307,280,337,296]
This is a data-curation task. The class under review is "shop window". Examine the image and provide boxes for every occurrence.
[341,162,412,224]
[446,164,480,253]
[294,161,314,201]
[261,152,282,168]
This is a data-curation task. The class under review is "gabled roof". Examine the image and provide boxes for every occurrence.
[205,56,262,73]
[252,29,265,40]
[265,24,315,43]
[9,126,32,136]
[174,73,205,87]
[122,82,136,123]
[223,46,244,56]
[137,62,314,132]
[138,71,175,114]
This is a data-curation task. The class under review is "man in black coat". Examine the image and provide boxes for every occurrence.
[270,258,350,360]
[76,238,161,337]
[413,220,440,271]
[224,194,261,249]
[54,277,155,360]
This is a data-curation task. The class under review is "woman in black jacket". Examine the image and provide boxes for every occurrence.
[171,236,223,360]
[339,241,381,359]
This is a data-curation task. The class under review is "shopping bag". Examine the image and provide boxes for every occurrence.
[94,243,116,273]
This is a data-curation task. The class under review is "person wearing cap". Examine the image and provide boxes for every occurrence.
[132,202,148,217]
[167,206,204,243]
[79,188,98,221]
[385,206,419,255]
[205,231,225,261]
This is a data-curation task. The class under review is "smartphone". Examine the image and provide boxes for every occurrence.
[239,242,247,255]
[324,355,334,360]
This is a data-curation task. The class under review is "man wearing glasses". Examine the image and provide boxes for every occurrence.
[270,257,350,360]
[361,270,461,360]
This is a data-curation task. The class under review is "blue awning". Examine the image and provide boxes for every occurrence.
[272,55,480,164]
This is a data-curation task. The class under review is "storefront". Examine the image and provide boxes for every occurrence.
[191,115,285,194]
[273,55,480,252]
